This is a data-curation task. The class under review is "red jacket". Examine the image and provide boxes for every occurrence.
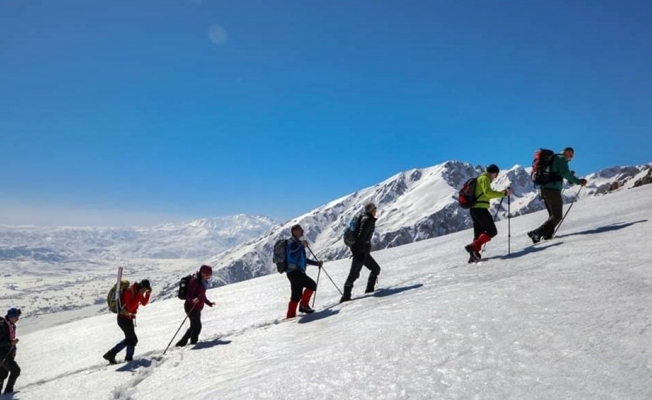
[185,275,213,312]
[119,283,150,319]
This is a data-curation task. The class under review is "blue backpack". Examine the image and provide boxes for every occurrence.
[343,214,363,246]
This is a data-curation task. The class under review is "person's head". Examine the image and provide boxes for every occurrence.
[365,203,377,217]
[290,224,303,239]
[199,264,213,281]
[5,307,21,323]
[562,147,574,162]
[486,164,500,180]
[139,279,151,292]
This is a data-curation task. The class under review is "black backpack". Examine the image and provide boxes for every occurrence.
[178,274,193,300]
[272,239,289,273]
[343,214,363,246]
[531,149,559,185]
[458,177,478,209]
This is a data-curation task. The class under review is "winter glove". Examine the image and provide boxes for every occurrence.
[318,261,323,269]
[579,179,588,186]
[207,301,215,307]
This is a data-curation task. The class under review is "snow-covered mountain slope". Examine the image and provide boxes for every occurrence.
[201,161,652,289]
[13,183,652,400]
[0,215,278,326]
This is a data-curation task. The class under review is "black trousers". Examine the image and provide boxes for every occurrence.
[179,304,203,345]
[118,317,138,347]
[470,207,498,239]
[535,188,564,237]
[286,271,317,302]
[344,251,381,293]
[0,354,20,393]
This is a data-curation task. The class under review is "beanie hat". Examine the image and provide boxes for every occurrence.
[6,307,21,319]
[563,147,575,154]
[365,203,377,213]
[199,265,213,275]
[140,279,151,291]
[486,164,500,174]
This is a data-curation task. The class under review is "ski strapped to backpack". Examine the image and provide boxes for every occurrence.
[458,177,478,209]
[107,280,130,313]
[178,274,193,299]
[273,239,289,273]
[531,149,561,185]
[343,214,363,246]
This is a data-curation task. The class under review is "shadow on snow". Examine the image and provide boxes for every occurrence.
[557,220,647,238]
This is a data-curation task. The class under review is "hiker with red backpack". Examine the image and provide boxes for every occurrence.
[0,308,21,395]
[175,265,215,347]
[103,279,151,364]
[464,165,512,263]
[527,147,587,243]
[285,224,323,318]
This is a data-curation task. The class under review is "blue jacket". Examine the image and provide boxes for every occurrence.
[286,238,319,273]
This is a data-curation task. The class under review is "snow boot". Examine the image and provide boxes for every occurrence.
[340,285,352,303]
[286,301,299,319]
[527,230,541,244]
[103,351,118,365]
[465,245,481,262]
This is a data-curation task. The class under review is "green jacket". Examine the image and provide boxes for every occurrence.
[541,154,582,191]
[472,172,506,209]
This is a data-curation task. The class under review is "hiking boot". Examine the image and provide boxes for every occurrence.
[175,339,188,347]
[339,295,351,303]
[103,351,118,365]
[298,304,315,314]
[464,245,480,262]
[125,356,133,362]
[527,230,541,244]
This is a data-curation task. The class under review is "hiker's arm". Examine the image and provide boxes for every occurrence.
[140,290,151,306]
[479,177,506,199]
[558,159,582,184]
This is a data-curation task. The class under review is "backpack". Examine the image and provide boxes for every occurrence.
[531,149,559,185]
[458,177,478,209]
[272,239,289,273]
[343,214,363,246]
[178,274,193,300]
[107,280,130,313]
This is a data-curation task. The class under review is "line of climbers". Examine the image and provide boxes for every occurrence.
[0,147,589,391]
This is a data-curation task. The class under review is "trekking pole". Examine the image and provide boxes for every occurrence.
[163,303,197,355]
[306,246,343,295]
[482,196,505,253]
[493,197,505,222]
[0,345,15,366]
[552,186,583,238]
[507,195,511,256]
[312,267,321,308]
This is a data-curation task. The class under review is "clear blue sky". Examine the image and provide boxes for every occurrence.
[1,0,651,226]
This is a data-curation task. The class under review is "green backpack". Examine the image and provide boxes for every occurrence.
[107,280,130,313]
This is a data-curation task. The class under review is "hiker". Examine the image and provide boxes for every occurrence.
[103,279,152,364]
[528,147,587,242]
[464,164,512,262]
[341,203,381,303]
[0,308,21,395]
[285,224,323,318]
[176,265,215,346]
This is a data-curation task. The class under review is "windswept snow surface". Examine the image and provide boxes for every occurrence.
[13,185,652,399]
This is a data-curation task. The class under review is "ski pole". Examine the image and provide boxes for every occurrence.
[482,196,505,253]
[507,195,511,256]
[552,186,583,238]
[306,246,343,295]
[163,303,197,355]
[312,267,321,308]
[0,345,15,366]
[493,197,505,222]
